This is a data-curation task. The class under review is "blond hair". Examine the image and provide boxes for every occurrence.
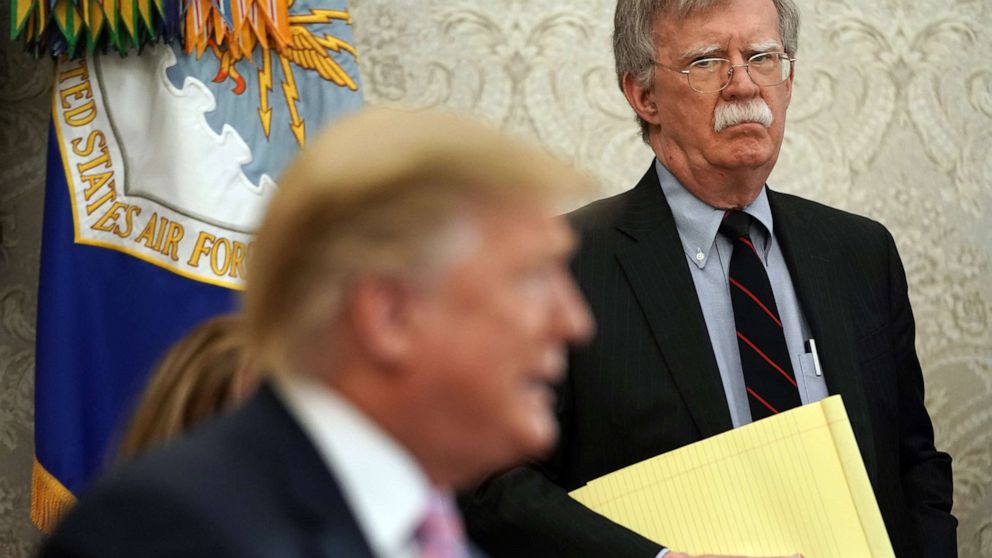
[118,314,251,461]
[244,107,589,375]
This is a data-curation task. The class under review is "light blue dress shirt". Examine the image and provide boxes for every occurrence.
[654,159,830,427]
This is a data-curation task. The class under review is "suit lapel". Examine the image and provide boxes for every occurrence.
[614,165,732,438]
[246,383,378,558]
[253,385,492,557]
[769,192,878,479]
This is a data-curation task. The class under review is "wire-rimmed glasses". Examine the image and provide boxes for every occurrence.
[656,52,795,93]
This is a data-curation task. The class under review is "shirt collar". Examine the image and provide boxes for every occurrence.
[654,159,775,268]
[273,374,431,558]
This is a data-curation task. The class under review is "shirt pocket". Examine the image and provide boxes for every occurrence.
[798,352,829,403]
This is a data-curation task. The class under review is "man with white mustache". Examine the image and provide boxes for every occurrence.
[713,98,774,133]
[462,0,956,557]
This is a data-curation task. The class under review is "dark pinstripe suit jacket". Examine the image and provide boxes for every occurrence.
[462,164,956,558]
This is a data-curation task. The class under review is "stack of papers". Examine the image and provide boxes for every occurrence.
[570,396,894,557]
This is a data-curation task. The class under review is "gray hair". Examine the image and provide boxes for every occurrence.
[613,0,800,141]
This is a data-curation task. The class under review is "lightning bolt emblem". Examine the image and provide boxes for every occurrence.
[207,5,358,148]
[279,54,305,146]
[258,49,274,138]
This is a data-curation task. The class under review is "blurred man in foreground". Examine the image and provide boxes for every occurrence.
[462,0,955,556]
[39,107,593,558]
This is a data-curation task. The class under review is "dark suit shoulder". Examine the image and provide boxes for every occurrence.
[42,404,285,557]
[43,386,371,558]
[566,187,638,234]
[92,389,292,503]
[770,190,897,254]
[41,452,237,558]
[772,191,891,234]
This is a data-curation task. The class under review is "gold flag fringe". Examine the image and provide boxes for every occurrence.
[31,457,77,534]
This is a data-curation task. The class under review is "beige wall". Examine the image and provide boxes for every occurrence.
[1,0,989,555]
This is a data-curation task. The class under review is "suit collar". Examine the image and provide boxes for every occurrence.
[240,383,378,557]
[614,164,734,438]
[247,383,491,557]
[272,375,432,558]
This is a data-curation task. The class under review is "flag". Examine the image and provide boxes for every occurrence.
[9,0,294,59]
[32,0,363,532]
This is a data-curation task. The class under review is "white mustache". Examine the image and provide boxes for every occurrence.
[713,99,773,132]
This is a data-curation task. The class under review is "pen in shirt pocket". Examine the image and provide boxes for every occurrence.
[804,338,824,377]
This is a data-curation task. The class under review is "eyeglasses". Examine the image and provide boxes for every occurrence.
[656,52,795,93]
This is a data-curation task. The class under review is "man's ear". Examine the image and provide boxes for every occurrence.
[347,277,417,367]
[621,72,660,126]
[783,62,794,108]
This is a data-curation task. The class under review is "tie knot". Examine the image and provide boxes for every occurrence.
[719,210,753,240]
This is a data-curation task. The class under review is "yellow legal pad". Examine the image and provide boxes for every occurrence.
[570,396,894,557]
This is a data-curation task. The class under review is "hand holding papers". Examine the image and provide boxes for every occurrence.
[570,396,894,557]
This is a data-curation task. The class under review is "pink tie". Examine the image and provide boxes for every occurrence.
[415,491,469,558]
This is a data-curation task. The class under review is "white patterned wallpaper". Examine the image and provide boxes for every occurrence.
[0,0,989,556]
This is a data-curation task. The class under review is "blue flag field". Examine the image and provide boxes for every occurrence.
[31,0,363,531]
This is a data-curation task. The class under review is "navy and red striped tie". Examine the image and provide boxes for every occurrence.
[720,210,800,421]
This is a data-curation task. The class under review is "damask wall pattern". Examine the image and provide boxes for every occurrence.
[0,3,50,552]
[0,0,989,556]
